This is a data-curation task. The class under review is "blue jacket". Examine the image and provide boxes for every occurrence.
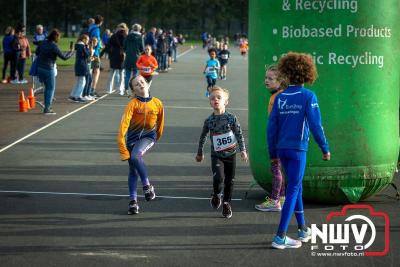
[35,40,73,70]
[2,34,14,54]
[89,24,101,55]
[267,85,329,158]
[74,42,90,76]
[144,32,156,50]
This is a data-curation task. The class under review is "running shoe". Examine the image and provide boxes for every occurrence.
[210,193,222,209]
[19,79,28,84]
[43,108,56,115]
[272,235,302,249]
[143,185,156,201]
[222,202,232,219]
[255,197,281,212]
[10,79,20,84]
[1,79,7,84]
[127,200,139,215]
[204,90,210,97]
[298,227,312,242]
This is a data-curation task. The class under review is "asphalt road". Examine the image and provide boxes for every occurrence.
[0,47,398,267]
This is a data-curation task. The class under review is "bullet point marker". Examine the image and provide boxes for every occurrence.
[272,56,278,61]
[272,29,278,34]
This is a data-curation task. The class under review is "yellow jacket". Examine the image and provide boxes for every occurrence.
[117,96,164,160]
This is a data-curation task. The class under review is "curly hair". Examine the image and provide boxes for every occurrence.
[278,52,317,85]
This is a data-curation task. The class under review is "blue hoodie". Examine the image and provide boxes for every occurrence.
[2,34,14,54]
[267,85,329,158]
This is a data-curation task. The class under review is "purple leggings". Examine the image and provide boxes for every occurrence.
[271,159,285,200]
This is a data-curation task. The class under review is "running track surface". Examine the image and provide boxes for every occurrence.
[0,47,398,267]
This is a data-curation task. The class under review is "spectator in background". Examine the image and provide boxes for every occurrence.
[106,23,128,95]
[166,30,175,68]
[144,27,157,54]
[177,34,185,45]
[33,24,47,46]
[86,18,95,35]
[201,31,208,49]
[88,15,103,97]
[11,26,31,84]
[123,23,144,95]
[100,29,111,58]
[36,29,73,114]
[69,34,90,103]
[1,26,14,84]
[156,31,168,72]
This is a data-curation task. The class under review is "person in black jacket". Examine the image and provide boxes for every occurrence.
[69,34,90,102]
[156,31,169,72]
[106,23,128,95]
[36,29,73,115]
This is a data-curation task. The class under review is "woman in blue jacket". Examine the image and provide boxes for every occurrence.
[268,52,331,249]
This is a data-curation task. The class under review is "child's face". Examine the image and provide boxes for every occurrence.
[209,90,228,110]
[145,46,152,55]
[83,37,89,45]
[132,76,148,96]
[265,70,281,91]
[209,51,216,59]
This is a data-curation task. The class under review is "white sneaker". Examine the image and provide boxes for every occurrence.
[272,235,302,249]
[10,79,20,84]
[119,90,124,96]
[83,95,94,101]
[298,227,312,242]
[19,79,28,84]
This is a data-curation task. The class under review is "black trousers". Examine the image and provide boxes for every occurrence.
[2,52,13,80]
[211,154,236,202]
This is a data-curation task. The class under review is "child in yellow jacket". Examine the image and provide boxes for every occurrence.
[117,75,164,214]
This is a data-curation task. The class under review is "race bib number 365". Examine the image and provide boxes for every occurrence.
[212,131,237,152]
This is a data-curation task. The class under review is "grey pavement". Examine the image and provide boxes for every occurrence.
[0,47,398,267]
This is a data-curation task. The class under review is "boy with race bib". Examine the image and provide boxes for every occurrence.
[196,86,248,219]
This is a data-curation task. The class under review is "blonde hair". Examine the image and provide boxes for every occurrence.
[265,64,289,89]
[210,86,229,99]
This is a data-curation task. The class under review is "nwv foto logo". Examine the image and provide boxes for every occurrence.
[311,205,390,257]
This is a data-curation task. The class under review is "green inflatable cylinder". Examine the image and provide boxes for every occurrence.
[249,0,399,203]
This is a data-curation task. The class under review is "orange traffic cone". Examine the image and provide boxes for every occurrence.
[26,98,31,109]
[19,90,28,112]
[28,88,36,109]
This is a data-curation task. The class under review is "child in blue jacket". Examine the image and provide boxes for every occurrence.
[268,52,331,249]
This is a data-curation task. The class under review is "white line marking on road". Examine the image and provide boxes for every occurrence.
[0,48,197,154]
[0,190,242,201]
[176,46,196,58]
[0,94,108,154]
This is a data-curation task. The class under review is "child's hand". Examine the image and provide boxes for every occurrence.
[240,151,248,162]
[322,152,331,161]
[195,154,204,162]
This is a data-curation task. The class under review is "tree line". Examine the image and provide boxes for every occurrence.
[2,0,248,38]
